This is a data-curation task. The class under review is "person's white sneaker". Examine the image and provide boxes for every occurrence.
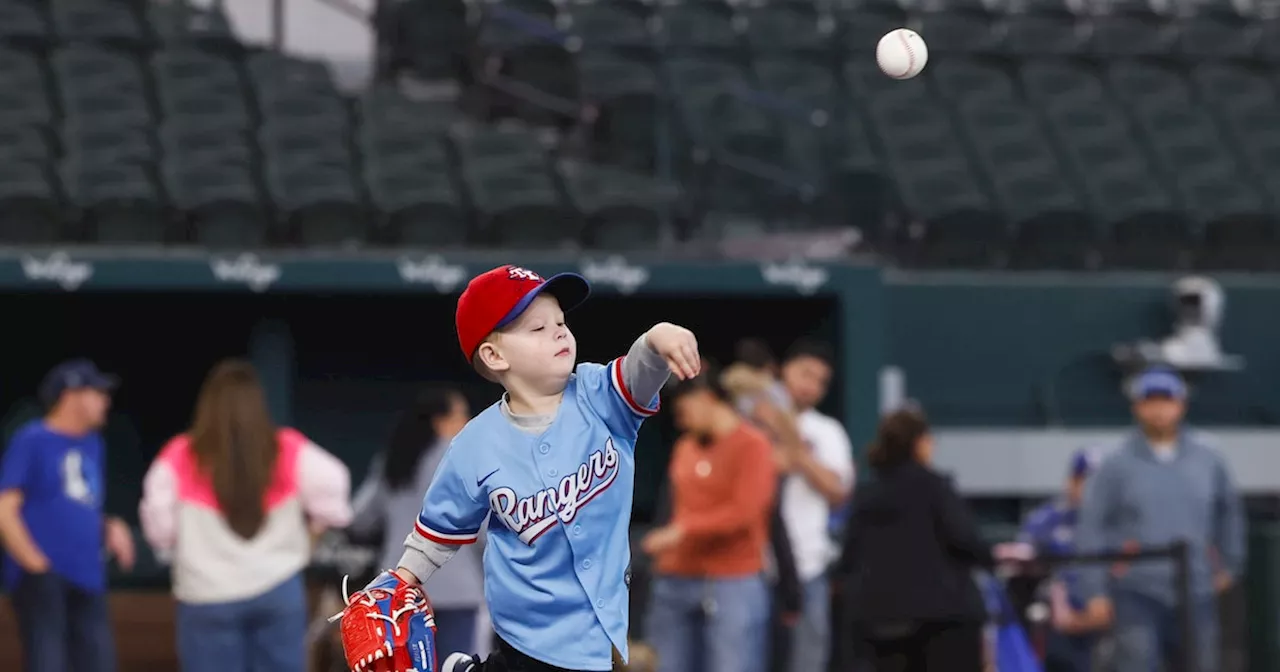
[441,652,481,672]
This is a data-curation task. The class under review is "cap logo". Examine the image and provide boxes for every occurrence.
[508,267,543,283]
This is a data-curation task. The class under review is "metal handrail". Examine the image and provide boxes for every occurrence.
[479,70,591,122]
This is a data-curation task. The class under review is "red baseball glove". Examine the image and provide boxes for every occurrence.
[336,571,439,672]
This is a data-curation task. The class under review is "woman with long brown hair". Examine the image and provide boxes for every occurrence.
[139,359,352,672]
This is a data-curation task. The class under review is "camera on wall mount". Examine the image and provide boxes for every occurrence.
[1111,276,1244,393]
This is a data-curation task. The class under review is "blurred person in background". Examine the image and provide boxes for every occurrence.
[0,359,134,672]
[138,359,353,672]
[723,338,793,415]
[642,365,778,672]
[774,340,855,672]
[1017,447,1111,672]
[719,340,804,670]
[1075,367,1244,672]
[348,385,487,657]
[837,407,1014,672]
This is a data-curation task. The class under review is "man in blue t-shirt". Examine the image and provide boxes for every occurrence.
[1018,447,1110,672]
[0,359,135,672]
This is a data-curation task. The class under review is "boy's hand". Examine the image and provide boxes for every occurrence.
[647,323,700,380]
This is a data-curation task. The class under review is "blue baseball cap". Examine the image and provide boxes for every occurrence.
[39,359,119,405]
[1128,367,1187,401]
[1070,447,1101,479]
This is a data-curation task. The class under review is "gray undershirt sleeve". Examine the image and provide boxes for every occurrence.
[397,530,459,583]
[621,332,672,407]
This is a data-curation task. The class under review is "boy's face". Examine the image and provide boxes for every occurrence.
[481,294,577,385]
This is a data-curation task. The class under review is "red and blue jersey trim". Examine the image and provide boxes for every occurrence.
[415,516,480,545]
[608,356,660,417]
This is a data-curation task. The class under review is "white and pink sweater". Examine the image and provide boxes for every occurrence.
[139,428,353,604]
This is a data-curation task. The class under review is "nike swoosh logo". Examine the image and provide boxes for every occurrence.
[477,468,500,488]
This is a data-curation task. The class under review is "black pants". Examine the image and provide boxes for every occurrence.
[480,637,614,672]
[855,622,983,672]
[12,572,116,672]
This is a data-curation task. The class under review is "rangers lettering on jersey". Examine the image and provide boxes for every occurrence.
[490,439,621,544]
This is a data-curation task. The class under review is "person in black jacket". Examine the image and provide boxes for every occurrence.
[835,407,998,672]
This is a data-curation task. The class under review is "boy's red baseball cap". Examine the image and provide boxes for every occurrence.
[456,265,591,360]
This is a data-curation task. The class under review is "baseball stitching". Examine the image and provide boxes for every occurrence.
[894,31,916,79]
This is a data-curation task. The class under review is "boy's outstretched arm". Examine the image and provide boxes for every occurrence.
[621,323,699,406]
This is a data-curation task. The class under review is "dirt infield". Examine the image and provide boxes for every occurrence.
[0,591,179,671]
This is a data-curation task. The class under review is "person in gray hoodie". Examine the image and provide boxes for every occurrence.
[348,385,487,657]
[1075,367,1244,672]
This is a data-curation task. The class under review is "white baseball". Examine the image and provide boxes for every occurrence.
[876,28,929,80]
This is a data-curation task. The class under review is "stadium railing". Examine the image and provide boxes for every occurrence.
[1005,541,1198,672]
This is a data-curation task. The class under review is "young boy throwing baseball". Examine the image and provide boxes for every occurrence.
[338,265,699,672]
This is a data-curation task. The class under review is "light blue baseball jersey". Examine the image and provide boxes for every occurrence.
[416,358,658,671]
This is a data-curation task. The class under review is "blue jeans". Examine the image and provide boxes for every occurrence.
[176,574,307,672]
[434,607,479,656]
[788,574,831,672]
[1110,589,1218,672]
[645,574,771,672]
[11,572,115,672]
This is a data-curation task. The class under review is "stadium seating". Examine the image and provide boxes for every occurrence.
[0,0,680,251]
[577,51,662,168]
[3,0,1280,267]
[0,0,49,47]
[559,158,679,248]
[451,123,577,248]
[51,0,147,47]
[358,86,467,246]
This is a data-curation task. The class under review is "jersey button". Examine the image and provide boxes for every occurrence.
[548,468,558,477]
[582,559,592,569]
[595,598,605,609]
[538,443,550,454]
[572,524,582,536]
